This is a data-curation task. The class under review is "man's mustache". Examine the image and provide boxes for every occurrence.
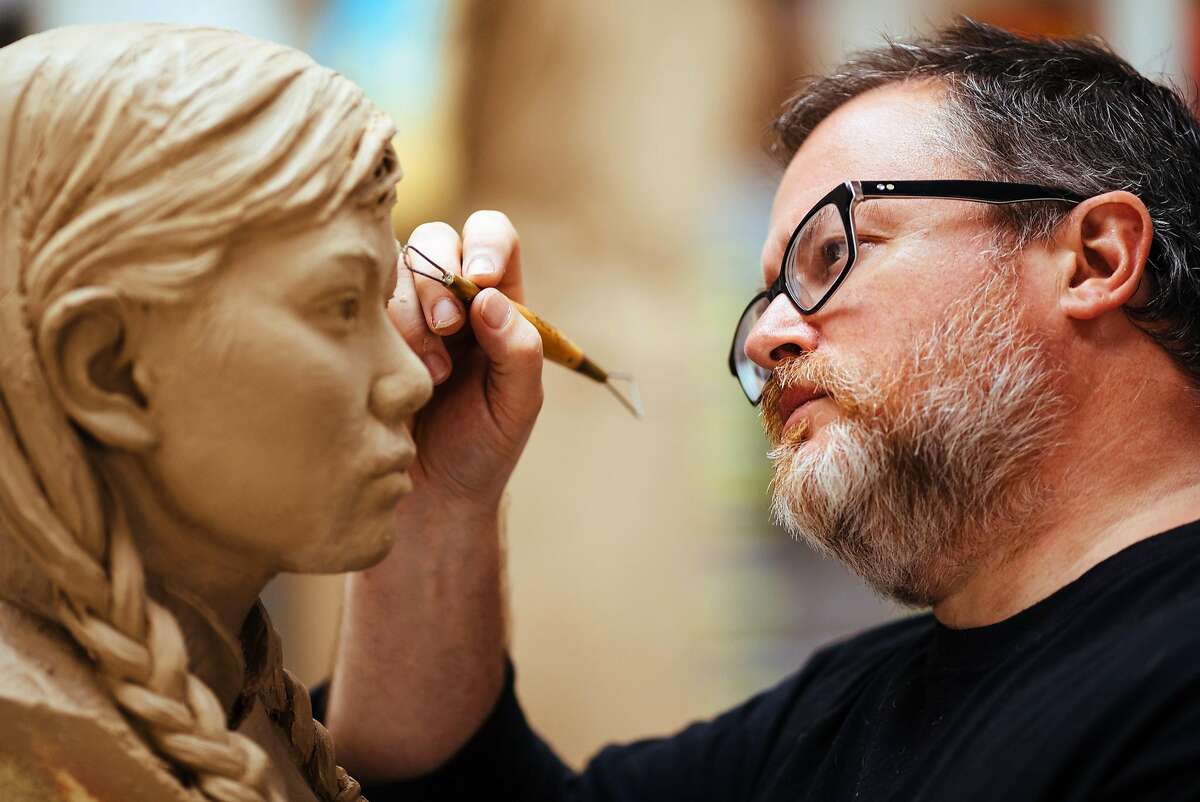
[759,354,878,445]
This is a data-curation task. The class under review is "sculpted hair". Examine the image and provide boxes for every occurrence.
[771,18,1200,384]
[0,23,400,802]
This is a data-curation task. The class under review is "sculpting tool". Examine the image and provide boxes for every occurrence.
[403,243,643,419]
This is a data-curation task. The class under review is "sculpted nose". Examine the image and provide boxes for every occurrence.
[743,294,819,370]
[369,361,432,423]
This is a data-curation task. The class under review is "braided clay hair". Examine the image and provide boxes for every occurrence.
[0,23,401,802]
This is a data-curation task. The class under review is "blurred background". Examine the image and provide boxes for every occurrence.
[10,0,1192,768]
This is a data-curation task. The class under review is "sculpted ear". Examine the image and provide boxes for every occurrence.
[1058,190,1153,320]
[38,288,158,451]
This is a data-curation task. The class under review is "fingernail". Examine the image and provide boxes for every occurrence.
[480,291,510,329]
[467,256,495,281]
[423,350,449,382]
[432,298,461,330]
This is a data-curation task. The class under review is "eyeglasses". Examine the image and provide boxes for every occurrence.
[728,179,1084,405]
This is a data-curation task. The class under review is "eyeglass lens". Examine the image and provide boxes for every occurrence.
[732,294,772,403]
[784,202,851,310]
[730,202,851,403]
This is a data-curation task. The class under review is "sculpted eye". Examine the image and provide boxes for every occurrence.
[318,292,362,329]
[338,296,361,322]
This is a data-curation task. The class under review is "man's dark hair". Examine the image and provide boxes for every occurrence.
[771,18,1200,384]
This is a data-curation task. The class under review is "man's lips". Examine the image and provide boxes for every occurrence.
[778,383,828,430]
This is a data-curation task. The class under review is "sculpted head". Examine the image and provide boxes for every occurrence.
[746,20,1200,605]
[0,22,430,801]
[0,23,431,587]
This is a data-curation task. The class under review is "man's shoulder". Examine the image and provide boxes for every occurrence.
[775,613,934,707]
[1090,593,1200,688]
[1065,524,1200,685]
[809,612,934,672]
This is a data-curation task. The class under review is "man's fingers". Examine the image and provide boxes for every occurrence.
[399,214,530,395]
[462,210,523,303]
[389,254,453,384]
[407,221,467,337]
[469,288,544,436]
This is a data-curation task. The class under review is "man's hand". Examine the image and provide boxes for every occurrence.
[389,211,544,515]
[327,211,542,781]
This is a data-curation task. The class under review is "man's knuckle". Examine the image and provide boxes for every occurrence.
[526,330,544,358]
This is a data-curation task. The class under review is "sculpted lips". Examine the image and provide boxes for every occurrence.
[778,382,828,430]
[370,448,416,477]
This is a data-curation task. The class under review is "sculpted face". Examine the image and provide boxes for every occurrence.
[0,23,417,802]
[131,206,432,573]
[748,82,1066,604]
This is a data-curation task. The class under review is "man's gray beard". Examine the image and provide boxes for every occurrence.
[764,273,1066,607]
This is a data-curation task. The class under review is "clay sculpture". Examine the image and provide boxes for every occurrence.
[0,23,432,802]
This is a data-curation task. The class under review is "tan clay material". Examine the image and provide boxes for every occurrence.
[0,23,432,802]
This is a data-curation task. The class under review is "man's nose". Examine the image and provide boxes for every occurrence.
[743,294,820,370]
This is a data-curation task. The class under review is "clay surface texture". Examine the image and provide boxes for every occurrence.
[0,23,429,802]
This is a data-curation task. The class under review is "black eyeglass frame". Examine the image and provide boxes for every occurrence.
[727,179,1085,405]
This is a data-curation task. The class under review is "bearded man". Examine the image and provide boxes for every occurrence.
[319,20,1200,801]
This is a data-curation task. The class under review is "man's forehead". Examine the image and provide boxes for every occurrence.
[763,82,959,270]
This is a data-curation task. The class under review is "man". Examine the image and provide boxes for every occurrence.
[319,20,1200,800]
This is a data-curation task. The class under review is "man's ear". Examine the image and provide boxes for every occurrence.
[38,288,158,451]
[1057,190,1153,321]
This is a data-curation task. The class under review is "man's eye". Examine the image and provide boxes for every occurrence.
[854,239,880,260]
[821,238,847,266]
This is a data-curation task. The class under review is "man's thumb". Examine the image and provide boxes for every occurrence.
[470,288,544,436]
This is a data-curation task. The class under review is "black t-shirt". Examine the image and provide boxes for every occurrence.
[317,521,1200,801]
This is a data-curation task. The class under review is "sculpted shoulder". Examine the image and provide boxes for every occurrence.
[0,600,202,802]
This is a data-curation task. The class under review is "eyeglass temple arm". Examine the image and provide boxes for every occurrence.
[854,180,1083,204]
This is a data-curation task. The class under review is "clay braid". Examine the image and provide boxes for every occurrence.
[0,25,397,799]
[0,293,285,802]
[243,603,365,802]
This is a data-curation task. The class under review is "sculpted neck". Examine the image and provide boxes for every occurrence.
[934,349,1200,629]
[98,451,275,709]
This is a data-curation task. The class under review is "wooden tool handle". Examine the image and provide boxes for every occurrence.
[447,274,599,378]
[511,300,587,371]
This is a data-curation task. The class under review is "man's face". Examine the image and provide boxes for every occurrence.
[132,205,433,574]
[748,82,1066,605]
